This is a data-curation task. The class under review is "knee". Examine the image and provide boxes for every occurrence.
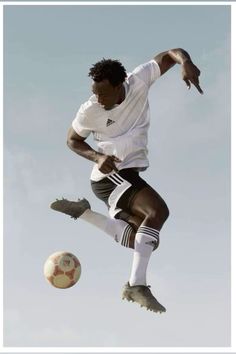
[148,202,170,224]
[127,215,143,231]
[162,203,170,222]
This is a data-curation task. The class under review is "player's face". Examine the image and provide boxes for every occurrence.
[92,80,123,110]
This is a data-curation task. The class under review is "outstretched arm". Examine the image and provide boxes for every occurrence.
[154,48,203,94]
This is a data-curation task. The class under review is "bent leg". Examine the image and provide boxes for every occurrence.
[128,186,169,286]
[130,186,169,230]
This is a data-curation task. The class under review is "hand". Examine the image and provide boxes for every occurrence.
[96,154,122,174]
[182,60,203,94]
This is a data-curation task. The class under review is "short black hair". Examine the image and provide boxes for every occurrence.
[88,58,127,87]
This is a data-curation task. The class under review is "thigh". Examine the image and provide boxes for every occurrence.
[129,185,169,219]
[91,169,149,219]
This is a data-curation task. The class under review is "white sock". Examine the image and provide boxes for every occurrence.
[80,209,133,247]
[129,226,160,286]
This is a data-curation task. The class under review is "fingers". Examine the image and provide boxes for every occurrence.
[105,158,118,172]
[109,161,119,172]
[191,74,204,94]
[184,78,191,90]
[111,155,122,163]
[110,155,122,172]
[193,82,204,94]
[182,61,203,95]
[184,77,203,95]
[98,155,122,174]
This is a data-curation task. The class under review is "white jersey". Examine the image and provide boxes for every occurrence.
[72,59,161,181]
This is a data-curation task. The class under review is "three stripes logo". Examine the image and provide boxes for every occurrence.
[107,173,125,185]
[106,118,115,127]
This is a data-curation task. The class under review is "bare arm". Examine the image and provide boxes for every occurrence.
[154,48,203,94]
[67,127,121,173]
[67,126,99,162]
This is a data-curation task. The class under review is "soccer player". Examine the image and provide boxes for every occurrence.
[51,48,203,313]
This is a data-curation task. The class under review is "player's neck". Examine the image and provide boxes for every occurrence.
[116,84,126,105]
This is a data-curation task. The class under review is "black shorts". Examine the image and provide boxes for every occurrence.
[90,168,149,219]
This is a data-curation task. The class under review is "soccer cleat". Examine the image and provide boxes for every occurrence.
[122,282,166,314]
[50,198,91,219]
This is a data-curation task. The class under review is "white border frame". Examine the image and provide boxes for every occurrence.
[0,2,234,353]
[0,2,3,352]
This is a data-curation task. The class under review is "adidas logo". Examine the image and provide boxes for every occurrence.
[145,240,158,248]
[106,119,115,127]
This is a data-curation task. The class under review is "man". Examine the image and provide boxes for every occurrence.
[51,48,203,313]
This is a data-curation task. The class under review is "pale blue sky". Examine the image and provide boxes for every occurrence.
[3,4,231,348]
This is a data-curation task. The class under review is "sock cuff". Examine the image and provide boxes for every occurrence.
[120,224,133,248]
[137,226,160,241]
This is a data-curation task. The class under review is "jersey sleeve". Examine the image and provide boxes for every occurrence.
[132,59,161,87]
[72,105,92,138]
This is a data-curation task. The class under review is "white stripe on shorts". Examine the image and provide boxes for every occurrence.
[107,173,131,218]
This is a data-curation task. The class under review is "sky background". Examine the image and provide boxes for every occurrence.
[3,4,231,348]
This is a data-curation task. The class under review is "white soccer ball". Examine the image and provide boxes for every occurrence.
[44,251,81,289]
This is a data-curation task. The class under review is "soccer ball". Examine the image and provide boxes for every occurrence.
[44,251,81,289]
